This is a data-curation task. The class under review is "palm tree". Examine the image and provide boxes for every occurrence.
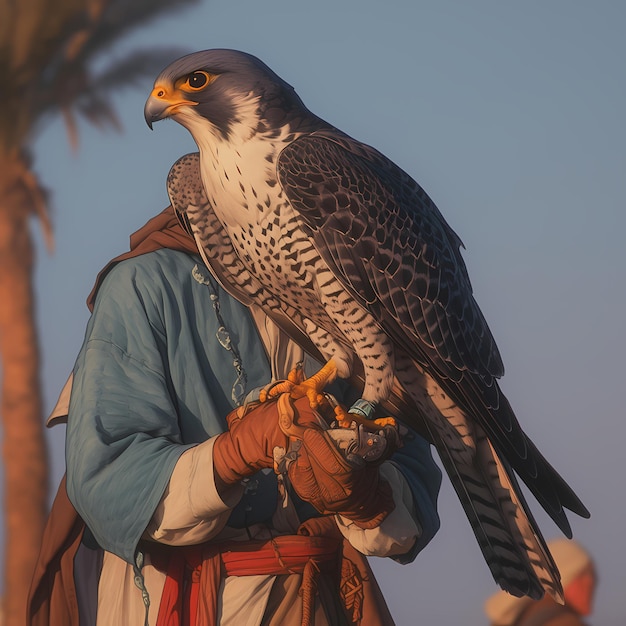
[0,1,197,623]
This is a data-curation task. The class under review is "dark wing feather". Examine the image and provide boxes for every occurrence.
[278,130,501,381]
[277,131,589,530]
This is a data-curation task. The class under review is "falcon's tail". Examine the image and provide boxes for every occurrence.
[393,359,563,600]
[435,422,562,599]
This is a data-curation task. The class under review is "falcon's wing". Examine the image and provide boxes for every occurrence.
[278,130,502,384]
[277,131,589,531]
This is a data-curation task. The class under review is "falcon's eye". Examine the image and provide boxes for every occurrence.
[182,71,211,91]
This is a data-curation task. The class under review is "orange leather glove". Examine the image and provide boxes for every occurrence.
[212,396,322,485]
[212,400,286,485]
[277,396,397,529]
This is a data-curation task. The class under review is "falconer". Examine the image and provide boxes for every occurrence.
[28,203,442,626]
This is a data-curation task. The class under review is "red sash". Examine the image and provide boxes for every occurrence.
[152,533,341,626]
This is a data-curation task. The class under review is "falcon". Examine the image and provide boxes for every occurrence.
[144,49,589,600]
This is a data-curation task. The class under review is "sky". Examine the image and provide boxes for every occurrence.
[1,1,625,624]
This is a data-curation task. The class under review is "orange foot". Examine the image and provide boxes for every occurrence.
[333,404,397,430]
[288,359,339,409]
[259,364,305,402]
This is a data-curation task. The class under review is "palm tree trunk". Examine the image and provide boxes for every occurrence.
[0,153,48,626]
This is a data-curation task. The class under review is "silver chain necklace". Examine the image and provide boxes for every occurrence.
[192,264,248,406]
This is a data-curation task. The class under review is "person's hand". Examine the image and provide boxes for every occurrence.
[276,395,397,529]
[212,399,286,485]
[212,395,324,485]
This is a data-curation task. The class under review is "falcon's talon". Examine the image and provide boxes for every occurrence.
[333,404,350,423]
[288,359,339,409]
[372,416,397,428]
[258,379,297,403]
[290,359,337,409]
[287,363,305,384]
[268,380,295,399]
[333,405,361,429]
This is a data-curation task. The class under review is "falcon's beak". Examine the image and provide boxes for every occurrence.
[144,86,198,129]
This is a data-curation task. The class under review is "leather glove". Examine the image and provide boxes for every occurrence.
[212,400,288,485]
[212,396,323,485]
[278,396,397,529]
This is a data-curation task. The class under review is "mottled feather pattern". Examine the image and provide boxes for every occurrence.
[277,131,502,382]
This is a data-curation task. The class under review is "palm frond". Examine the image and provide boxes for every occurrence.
[2,0,200,151]
[61,106,80,152]
[77,0,199,64]
[33,62,90,120]
[5,0,87,78]
[75,94,121,131]
[91,46,189,93]
[32,46,185,129]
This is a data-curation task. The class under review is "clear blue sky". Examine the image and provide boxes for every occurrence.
[2,1,625,624]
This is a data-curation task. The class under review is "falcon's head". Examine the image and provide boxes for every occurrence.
[144,49,309,141]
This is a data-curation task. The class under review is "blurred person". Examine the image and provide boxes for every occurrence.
[485,539,596,626]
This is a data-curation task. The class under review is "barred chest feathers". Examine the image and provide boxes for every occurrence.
[188,118,325,299]
[187,114,292,231]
